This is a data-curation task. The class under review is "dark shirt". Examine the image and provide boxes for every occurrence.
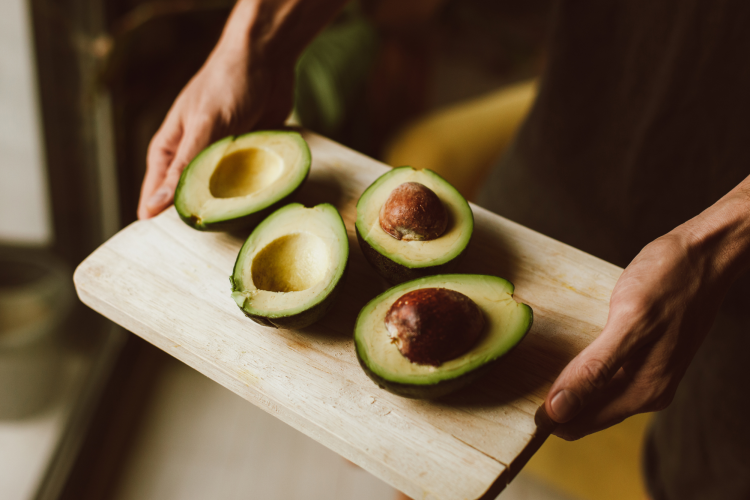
[479,0,750,270]
[477,3,750,498]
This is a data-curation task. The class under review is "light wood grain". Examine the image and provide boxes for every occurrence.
[74,131,622,500]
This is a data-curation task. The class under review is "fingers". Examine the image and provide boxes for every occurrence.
[551,367,634,440]
[544,310,646,425]
[142,117,214,219]
[139,115,183,220]
[136,62,296,220]
[546,346,622,424]
[534,404,559,435]
[552,364,671,441]
[550,338,682,440]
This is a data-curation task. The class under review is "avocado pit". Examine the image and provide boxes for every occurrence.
[379,182,448,241]
[384,287,484,366]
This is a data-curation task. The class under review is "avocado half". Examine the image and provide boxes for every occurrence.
[230,203,349,329]
[354,274,533,399]
[175,130,311,231]
[355,167,474,284]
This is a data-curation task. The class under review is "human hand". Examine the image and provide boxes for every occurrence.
[543,230,729,440]
[137,47,294,220]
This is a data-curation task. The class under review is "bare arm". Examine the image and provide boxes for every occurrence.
[138,0,348,219]
[546,175,750,439]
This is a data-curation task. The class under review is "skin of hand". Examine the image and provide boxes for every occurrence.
[543,180,750,440]
[137,49,294,219]
[137,0,347,220]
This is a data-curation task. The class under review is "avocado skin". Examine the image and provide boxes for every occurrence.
[356,349,495,399]
[176,173,309,232]
[356,225,465,285]
[354,274,534,399]
[174,130,311,232]
[356,309,532,399]
[355,167,473,285]
[234,263,349,330]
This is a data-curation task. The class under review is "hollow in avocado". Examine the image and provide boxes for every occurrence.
[356,167,473,284]
[231,203,348,329]
[175,130,311,231]
[354,274,533,399]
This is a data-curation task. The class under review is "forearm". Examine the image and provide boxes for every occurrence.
[216,0,349,65]
[674,174,750,285]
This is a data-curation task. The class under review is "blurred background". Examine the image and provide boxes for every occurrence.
[0,0,650,498]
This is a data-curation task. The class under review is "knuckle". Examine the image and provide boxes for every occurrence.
[170,155,189,170]
[219,107,241,129]
[646,387,675,412]
[146,138,163,162]
[576,357,611,392]
[166,162,188,181]
[146,138,175,169]
[191,112,215,129]
[147,127,164,146]
[171,150,196,171]
[614,296,651,322]
[634,378,676,413]
[146,137,158,156]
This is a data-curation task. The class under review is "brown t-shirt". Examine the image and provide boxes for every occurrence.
[477,2,750,498]
[478,0,750,269]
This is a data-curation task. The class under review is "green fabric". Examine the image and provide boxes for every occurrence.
[294,7,379,138]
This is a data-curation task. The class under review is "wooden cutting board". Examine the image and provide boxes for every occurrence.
[73,131,622,500]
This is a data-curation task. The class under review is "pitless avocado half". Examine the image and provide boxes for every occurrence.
[355,167,474,284]
[175,130,311,231]
[355,274,533,399]
[231,203,349,329]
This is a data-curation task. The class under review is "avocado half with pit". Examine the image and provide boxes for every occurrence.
[354,274,533,399]
[355,167,473,284]
[175,130,311,231]
[230,203,348,329]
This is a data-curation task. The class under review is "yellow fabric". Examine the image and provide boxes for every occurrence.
[526,413,653,500]
[384,79,537,201]
[385,82,652,500]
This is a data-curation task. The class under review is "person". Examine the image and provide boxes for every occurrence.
[138,1,750,498]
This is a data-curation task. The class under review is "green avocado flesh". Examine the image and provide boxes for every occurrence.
[355,167,474,284]
[354,274,533,399]
[230,203,349,329]
[175,131,311,231]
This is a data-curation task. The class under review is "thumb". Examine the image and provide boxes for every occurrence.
[145,120,213,215]
[545,330,632,424]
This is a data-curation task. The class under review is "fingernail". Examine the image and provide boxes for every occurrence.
[147,188,169,210]
[550,389,581,423]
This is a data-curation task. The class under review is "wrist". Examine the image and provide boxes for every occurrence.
[206,1,293,79]
[213,0,257,60]
[673,186,750,285]
[216,0,347,68]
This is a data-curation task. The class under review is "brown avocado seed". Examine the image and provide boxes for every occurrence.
[379,182,448,241]
[385,288,485,366]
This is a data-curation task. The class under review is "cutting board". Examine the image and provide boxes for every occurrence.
[73,131,622,500]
